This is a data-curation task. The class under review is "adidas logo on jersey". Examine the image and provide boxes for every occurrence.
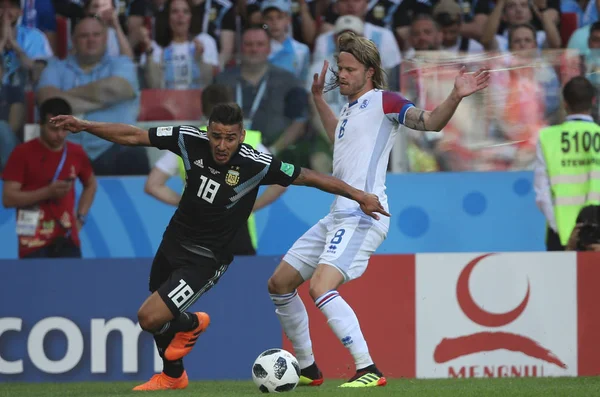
[194,159,204,168]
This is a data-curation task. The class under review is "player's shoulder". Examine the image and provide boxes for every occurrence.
[381,90,413,113]
[177,125,209,141]
[236,143,273,166]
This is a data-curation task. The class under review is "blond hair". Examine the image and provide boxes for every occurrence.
[326,31,387,92]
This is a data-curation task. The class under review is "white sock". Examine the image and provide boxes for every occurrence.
[315,290,373,370]
[270,290,315,369]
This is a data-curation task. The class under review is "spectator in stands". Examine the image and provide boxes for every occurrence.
[188,0,236,68]
[313,0,401,90]
[215,26,309,165]
[405,14,442,55]
[432,0,484,53]
[244,0,320,47]
[321,0,431,52]
[480,0,561,51]
[0,59,24,170]
[20,0,58,53]
[144,83,288,255]
[1,97,97,259]
[140,0,219,90]
[262,0,310,81]
[562,0,590,28]
[36,16,147,176]
[83,0,134,58]
[483,24,559,170]
[126,0,169,58]
[0,0,53,86]
[569,21,600,67]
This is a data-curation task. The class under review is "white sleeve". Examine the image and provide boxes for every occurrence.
[154,151,180,177]
[196,33,219,66]
[533,140,557,231]
[381,30,401,69]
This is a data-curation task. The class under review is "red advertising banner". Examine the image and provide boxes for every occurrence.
[577,252,600,376]
[282,252,600,379]
[282,255,416,379]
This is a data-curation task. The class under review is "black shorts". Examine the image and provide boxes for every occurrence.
[149,235,229,317]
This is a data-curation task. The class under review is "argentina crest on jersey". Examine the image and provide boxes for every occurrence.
[225,166,240,186]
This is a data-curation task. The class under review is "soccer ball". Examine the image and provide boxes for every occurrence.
[252,348,300,393]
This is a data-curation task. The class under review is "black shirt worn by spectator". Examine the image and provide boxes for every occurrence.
[148,124,301,265]
[189,0,236,48]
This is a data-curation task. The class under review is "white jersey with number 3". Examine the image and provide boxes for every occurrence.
[330,89,414,231]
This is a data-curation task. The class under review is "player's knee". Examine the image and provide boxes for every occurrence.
[137,307,162,332]
[267,275,289,295]
[308,281,329,301]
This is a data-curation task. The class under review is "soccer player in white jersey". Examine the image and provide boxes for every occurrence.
[266,31,490,388]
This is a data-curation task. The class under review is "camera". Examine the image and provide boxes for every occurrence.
[576,222,600,250]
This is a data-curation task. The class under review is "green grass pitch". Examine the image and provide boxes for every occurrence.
[3,377,600,397]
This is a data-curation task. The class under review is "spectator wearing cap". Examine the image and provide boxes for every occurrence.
[0,0,53,87]
[262,0,310,81]
[36,16,146,176]
[433,0,484,53]
[312,3,401,88]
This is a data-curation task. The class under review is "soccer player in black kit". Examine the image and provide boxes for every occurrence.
[50,103,389,391]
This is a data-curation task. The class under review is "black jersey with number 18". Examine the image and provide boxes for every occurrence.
[148,125,300,265]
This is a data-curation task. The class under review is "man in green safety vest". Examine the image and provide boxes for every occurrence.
[534,76,600,250]
[145,84,287,255]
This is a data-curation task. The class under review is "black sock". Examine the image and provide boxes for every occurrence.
[153,334,184,378]
[300,362,321,378]
[169,312,199,333]
[357,364,382,376]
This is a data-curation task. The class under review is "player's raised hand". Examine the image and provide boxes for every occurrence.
[49,115,89,133]
[454,66,490,98]
[311,60,329,97]
[358,193,390,220]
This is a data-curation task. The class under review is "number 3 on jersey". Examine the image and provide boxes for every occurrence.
[338,119,348,139]
[197,175,220,203]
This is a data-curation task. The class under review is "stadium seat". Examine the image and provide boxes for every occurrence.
[56,16,69,59]
[25,91,35,124]
[560,13,579,47]
[138,89,203,121]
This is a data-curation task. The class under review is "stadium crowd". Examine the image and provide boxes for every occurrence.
[0,0,597,176]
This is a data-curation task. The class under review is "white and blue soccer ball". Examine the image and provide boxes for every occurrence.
[252,348,300,393]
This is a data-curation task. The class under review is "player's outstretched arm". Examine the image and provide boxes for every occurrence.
[50,115,151,146]
[293,167,390,220]
[404,67,490,132]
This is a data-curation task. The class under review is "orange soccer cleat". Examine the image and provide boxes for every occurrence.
[165,312,211,361]
[132,371,189,391]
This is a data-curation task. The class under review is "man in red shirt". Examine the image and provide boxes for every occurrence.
[2,98,97,258]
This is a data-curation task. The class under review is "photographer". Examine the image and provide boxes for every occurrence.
[566,206,600,251]
[534,76,600,251]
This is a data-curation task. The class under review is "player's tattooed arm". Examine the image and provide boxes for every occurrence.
[293,168,390,219]
[404,107,428,131]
